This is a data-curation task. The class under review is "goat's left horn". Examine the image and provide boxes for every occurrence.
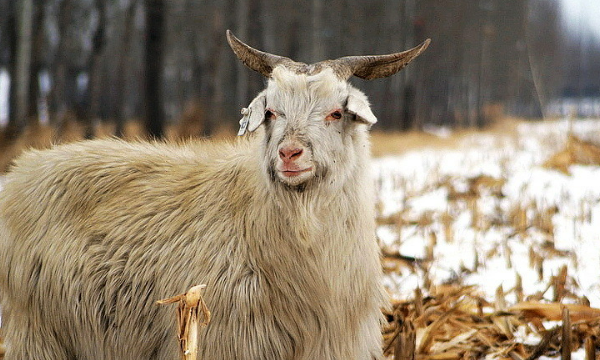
[329,39,431,80]
[227,30,294,77]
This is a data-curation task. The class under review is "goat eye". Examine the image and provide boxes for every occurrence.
[326,110,343,121]
[265,110,277,120]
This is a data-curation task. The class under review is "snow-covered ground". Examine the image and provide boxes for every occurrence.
[375,119,600,309]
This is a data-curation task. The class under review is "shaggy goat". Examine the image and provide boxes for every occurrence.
[0,31,429,360]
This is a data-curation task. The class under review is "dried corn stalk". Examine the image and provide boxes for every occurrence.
[383,282,600,360]
[509,302,600,323]
[157,284,211,360]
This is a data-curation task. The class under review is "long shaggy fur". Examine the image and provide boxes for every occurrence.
[0,68,386,359]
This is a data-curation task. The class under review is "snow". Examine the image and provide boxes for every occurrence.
[375,119,600,308]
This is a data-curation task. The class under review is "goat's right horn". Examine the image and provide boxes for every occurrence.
[227,30,294,77]
[330,39,431,80]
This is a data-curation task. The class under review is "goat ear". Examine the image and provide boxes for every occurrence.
[238,91,267,135]
[346,89,377,126]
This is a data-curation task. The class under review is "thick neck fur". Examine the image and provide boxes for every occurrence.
[254,129,374,249]
[215,136,380,359]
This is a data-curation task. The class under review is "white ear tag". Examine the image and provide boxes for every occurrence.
[237,108,251,136]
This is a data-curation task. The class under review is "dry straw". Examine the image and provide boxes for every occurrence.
[382,281,600,360]
[157,284,211,360]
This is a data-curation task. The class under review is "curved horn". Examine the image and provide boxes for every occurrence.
[329,39,431,80]
[227,30,296,77]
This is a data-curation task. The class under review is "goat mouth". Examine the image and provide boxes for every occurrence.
[279,167,313,177]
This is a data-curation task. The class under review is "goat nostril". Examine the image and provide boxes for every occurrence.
[279,147,303,160]
[291,148,303,159]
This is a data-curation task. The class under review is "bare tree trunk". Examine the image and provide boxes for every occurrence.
[0,0,12,66]
[5,0,18,137]
[235,0,249,107]
[26,1,44,126]
[72,0,107,139]
[50,0,74,126]
[145,0,165,138]
[11,0,34,132]
[115,1,136,137]
[404,0,421,130]
[477,1,494,128]
[86,0,106,138]
[311,0,324,62]
[202,1,225,135]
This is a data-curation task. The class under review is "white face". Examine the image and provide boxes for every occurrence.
[245,67,377,191]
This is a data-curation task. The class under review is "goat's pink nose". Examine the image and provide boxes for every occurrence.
[279,147,303,161]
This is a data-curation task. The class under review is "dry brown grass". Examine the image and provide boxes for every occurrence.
[371,117,524,157]
[370,130,462,157]
[543,134,600,174]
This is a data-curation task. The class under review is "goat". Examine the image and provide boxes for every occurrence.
[0,31,429,360]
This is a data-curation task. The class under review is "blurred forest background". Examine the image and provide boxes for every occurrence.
[1,0,600,142]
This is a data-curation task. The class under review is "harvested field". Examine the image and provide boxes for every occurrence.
[376,119,600,359]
